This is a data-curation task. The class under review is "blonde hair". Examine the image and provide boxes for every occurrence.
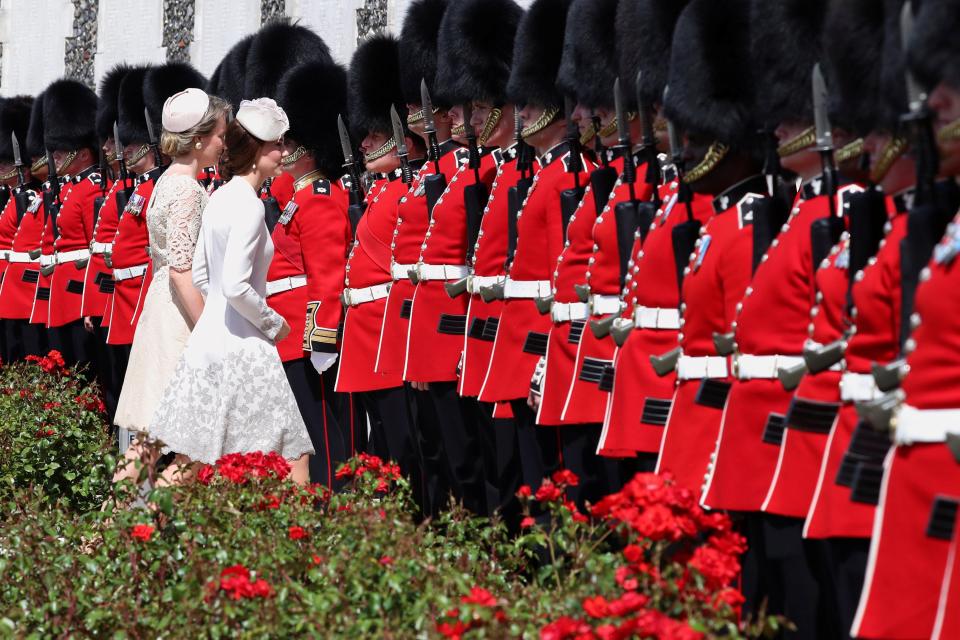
[159,95,232,157]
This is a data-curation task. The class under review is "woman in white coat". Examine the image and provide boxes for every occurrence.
[150,99,314,484]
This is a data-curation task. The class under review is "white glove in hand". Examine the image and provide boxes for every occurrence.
[310,352,338,374]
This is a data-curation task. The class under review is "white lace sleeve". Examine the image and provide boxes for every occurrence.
[166,179,206,272]
[192,226,209,297]
[221,199,284,341]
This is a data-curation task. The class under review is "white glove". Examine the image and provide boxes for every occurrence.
[310,352,338,375]
[529,356,546,396]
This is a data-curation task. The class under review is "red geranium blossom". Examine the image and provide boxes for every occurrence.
[207,564,273,601]
[288,525,308,540]
[130,524,154,542]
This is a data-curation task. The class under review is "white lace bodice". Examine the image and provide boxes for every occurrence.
[146,173,208,271]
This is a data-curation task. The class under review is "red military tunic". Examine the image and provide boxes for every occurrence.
[536,159,609,426]
[850,211,960,640]
[0,184,44,320]
[377,141,461,376]
[656,176,766,493]
[703,182,862,512]
[459,146,534,397]
[564,156,657,425]
[600,183,715,457]
[31,178,71,326]
[298,176,351,357]
[337,169,412,392]
[0,191,18,289]
[81,178,122,321]
[105,167,162,345]
[48,166,102,327]
[405,147,497,382]
[479,141,591,403]
[805,193,910,539]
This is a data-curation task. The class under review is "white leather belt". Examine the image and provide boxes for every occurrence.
[677,355,729,380]
[591,294,622,315]
[5,251,36,264]
[266,275,308,296]
[343,282,391,306]
[113,264,148,281]
[39,254,55,267]
[91,242,113,254]
[391,263,416,281]
[894,404,960,445]
[634,306,681,330]
[503,278,551,299]
[734,354,804,380]
[55,249,91,264]
[551,301,589,323]
[840,372,883,403]
[415,263,469,281]
[468,275,504,294]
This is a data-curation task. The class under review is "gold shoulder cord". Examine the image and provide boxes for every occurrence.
[294,169,325,193]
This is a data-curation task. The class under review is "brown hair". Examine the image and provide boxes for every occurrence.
[219,119,264,180]
[159,94,231,157]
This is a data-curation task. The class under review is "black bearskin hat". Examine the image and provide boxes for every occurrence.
[750,0,829,128]
[208,34,254,107]
[556,0,620,109]
[97,64,133,142]
[144,62,207,135]
[348,34,406,135]
[507,0,574,108]
[822,0,887,135]
[0,96,35,162]
[398,0,450,107]
[244,20,332,100]
[877,0,910,131]
[26,92,45,159]
[117,65,152,145]
[435,0,523,106]
[908,0,960,91]
[42,79,99,152]
[618,0,690,110]
[277,60,348,179]
[664,0,758,147]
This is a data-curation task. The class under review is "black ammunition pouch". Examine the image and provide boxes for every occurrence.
[751,194,790,273]
[614,201,642,288]
[464,182,488,263]
[671,219,702,300]
[263,196,282,234]
[810,215,845,270]
[589,166,619,216]
[424,173,447,220]
[560,186,586,235]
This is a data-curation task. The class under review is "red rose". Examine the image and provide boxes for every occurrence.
[379,555,394,566]
[288,525,308,540]
[516,485,532,498]
[196,465,215,485]
[311,554,324,565]
[461,586,497,607]
[582,595,610,618]
[520,516,536,529]
[535,481,563,502]
[552,469,580,487]
[131,524,154,542]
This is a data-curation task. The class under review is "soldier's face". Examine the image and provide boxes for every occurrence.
[593,106,618,147]
[864,131,916,194]
[775,121,820,178]
[448,105,467,143]
[472,102,514,149]
[571,103,592,137]
[0,161,16,186]
[124,143,153,174]
[928,82,960,177]
[361,131,401,174]
[406,104,427,139]
[52,149,76,174]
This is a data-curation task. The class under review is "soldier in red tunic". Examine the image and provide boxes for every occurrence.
[0,96,36,363]
[337,33,428,505]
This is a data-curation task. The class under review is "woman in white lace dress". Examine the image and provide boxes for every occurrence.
[113,89,230,484]
[149,99,314,484]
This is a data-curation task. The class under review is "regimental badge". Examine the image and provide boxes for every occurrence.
[278,201,299,226]
[313,179,330,195]
[934,222,960,265]
[693,235,711,272]
[455,148,470,167]
[125,193,146,216]
[87,173,102,186]
[26,196,41,214]
[835,246,850,270]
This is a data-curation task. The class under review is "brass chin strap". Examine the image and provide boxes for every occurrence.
[124,144,150,170]
[56,150,78,175]
[451,123,466,137]
[406,106,440,126]
[30,156,46,173]
[0,167,18,181]
[869,136,909,184]
[835,138,865,164]
[579,125,596,146]
[683,141,730,184]
[364,137,396,162]
[938,118,960,144]
[478,108,502,146]
[521,106,560,140]
[281,145,307,166]
[777,126,816,158]
[104,151,117,164]
[598,117,619,139]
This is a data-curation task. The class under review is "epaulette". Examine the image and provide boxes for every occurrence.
[313,179,332,196]
[340,175,352,191]
[455,147,471,167]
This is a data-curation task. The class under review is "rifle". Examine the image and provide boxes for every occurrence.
[505,110,533,271]
[113,121,134,214]
[559,96,585,235]
[11,132,31,224]
[390,105,414,186]
[45,149,62,242]
[420,79,448,219]
[808,63,845,270]
[338,114,367,235]
[144,107,163,168]
[462,103,488,266]
[664,87,700,301]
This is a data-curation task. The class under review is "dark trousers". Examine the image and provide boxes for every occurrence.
[360,386,423,505]
[103,342,131,425]
[0,319,7,364]
[283,358,354,489]
[510,399,561,492]
[428,381,488,515]
[406,383,452,517]
[823,538,869,639]
[48,319,95,373]
[4,319,48,362]
[489,408,522,525]
[555,423,620,510]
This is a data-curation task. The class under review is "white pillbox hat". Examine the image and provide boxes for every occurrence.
[161,87,211,133]
[235,98,290,142]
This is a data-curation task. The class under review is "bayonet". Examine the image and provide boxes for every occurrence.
[614,77,638,204]
[113,121,130,187]
[390,105,413,185]
[564,96,583,188]
[636,71,662,208]
[144,107,162,167]
[11,132,25,187]
[420,78,442,173]
[338,114,364,204]
[812,63,838,217]
[663,86,694,221]
[46,149,61,206]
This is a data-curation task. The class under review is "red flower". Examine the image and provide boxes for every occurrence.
[582,595,610,619]
[379,555,394,566]
[211,564,273,600]
[520,516,536,529]
[535,481,563,502]
[461,586,497,608]
[540,616,594,640]
[259,493,281,510]
[517,485,532,498]
[311,554,324,565]
[196,465,215,485]
[335,463,353,480]
[622,544,643,564]
[606,592,648,617]
[288,525,308,540]
[131,524,154,542]
[552,469,580,487]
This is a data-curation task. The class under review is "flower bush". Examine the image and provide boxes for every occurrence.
[0,355,781,638]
